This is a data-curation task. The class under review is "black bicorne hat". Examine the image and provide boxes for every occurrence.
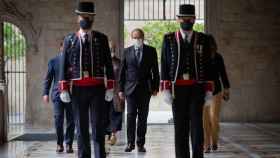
[75,1,96,15]
[177,4,195,17]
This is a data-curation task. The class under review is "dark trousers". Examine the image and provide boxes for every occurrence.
[104,101,123,135]
[72,85,106,158]
[52,99,75,146]
[172,84,205,158]
[126,85,151,147]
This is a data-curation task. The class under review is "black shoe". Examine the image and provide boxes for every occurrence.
[56,145,64,153]
[212,144,218,151]
[66,144,74,153]
[137,146,146,152]
[204,146,211,153]
[124,144,135,152]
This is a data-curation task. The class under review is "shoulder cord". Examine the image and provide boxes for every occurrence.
[172,31,198,98]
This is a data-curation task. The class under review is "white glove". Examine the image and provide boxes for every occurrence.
[204,91,214,107]
[105,89,114,102]
[60,91,71,103]
[161,90,173,106]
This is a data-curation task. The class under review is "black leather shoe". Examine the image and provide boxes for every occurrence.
[212,144,218,151]
[56,145,64,153]
[124,144,135,152]
[204,146,211,153]
[137,146,146,152]
[66,144,74,153]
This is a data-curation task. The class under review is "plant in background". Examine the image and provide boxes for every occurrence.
[3,22,26,60]
[124,21,204,62]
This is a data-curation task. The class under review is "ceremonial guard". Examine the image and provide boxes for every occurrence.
[59,2,114,158]
[160,4,214,158]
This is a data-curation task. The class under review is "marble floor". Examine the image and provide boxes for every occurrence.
[1,123,280,158]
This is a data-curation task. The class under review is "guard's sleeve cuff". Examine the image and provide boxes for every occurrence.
[59,80,69,91]
[107,80,115,89]
[204,81,214,92]
[160,80,172,91]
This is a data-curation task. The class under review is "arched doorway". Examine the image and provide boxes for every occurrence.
[3,22,26,126]
[124,0,205,124]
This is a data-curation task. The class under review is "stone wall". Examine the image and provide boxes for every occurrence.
[0,0,123,128]
[206,0,280,122]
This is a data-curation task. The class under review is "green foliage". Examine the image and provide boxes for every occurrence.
[143,21,204,56]
[124,21,204,61]
[3,22,26,59]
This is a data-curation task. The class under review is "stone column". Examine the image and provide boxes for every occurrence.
[0,21,8,145]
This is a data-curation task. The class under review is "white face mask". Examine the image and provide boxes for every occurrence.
[132,39,143,48]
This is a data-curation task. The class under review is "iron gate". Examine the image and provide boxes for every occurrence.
[124,0,205,21]
[3,22,26,124]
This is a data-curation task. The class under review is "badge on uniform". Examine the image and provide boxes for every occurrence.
[83,71,89,77]
[197,45,203,54]
[183,73,190,80]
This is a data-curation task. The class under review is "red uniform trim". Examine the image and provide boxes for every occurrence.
[161,80,214,92]
[175,79,197,86]
[59,80,69,91]
[72,77,104,86]
[107,80,115,89]
[160,80,172,90]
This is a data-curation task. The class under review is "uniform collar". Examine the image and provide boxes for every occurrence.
[180,29,193,42]
[79,29,92,40]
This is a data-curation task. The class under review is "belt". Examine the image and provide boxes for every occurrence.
[72,77,104,86]
[176,80,214,91]
[175,79,197,86]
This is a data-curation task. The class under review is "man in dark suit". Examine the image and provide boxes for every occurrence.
[119,28,160,153]
[42,40,75,153]
[160,4,215,158]
[59,2,115,158]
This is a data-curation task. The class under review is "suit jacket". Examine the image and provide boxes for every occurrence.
[119,44,160,96]
[43,54,62,101]
[210,52,230,95]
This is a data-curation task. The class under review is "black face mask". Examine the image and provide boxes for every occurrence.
[80,18,93,30]
[180,21,194,31]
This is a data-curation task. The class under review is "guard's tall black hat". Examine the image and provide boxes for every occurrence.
[177,4,195,17]
[75,1,96,15]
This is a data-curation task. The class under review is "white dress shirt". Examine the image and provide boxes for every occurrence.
[180,29,193,43]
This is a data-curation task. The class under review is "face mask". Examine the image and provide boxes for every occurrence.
[180,21,194,31]
[80,18,93,30]
[132,39,143,48]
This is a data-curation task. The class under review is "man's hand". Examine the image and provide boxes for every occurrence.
[223,89,230,101]
[43,95,49,104]
[152,90,158,96]
[161,90,173,106]
[118,92,125,101]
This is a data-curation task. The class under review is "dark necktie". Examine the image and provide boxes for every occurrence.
[82,33,91,75]
[135,48,141,64]
[184,34,188,43]
[84,33,89,44]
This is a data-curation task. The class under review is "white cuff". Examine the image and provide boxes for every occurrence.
[60,91,71,103]
[161,90,173,106]
[105,89,114,101]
